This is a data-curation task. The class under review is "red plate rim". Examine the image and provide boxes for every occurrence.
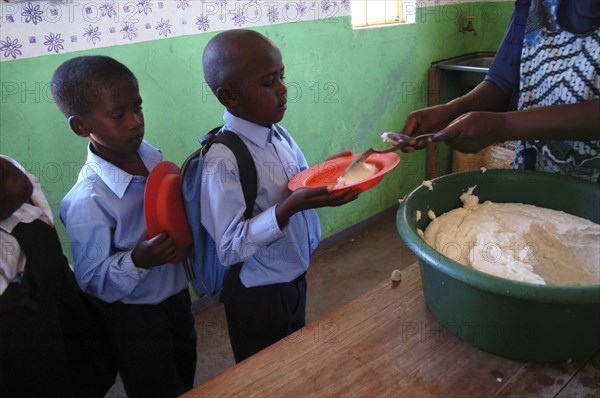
[288,152,400,192]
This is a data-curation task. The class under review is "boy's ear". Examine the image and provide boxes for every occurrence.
[216,86,238,108]
[68,115,91,138]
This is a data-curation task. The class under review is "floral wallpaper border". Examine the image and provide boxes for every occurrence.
[0,0,352,62]
[0,0,491,62]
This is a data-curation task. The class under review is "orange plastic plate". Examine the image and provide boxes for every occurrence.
[144,161,192,264]
[288,152,400,193]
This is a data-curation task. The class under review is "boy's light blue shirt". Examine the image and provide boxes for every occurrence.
[200,111,321,288]
[60,140,188,304]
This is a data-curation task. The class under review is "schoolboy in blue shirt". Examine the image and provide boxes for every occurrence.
[51,56,197,397]
[201,29,359,362]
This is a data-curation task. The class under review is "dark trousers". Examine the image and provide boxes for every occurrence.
[223,273,307,363]
[105,289,197,398]
[0,220,116,398]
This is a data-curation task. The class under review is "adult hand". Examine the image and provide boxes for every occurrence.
[433,111,506,153]
[398,104,455,152]
[397,81,511,152]
[131,232,177,269]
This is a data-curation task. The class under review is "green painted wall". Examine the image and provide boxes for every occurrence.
[0,2,513,254]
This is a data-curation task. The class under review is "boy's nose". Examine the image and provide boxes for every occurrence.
[278,80,287,96]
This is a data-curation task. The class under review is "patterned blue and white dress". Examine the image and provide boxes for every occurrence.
[513,0,600,181]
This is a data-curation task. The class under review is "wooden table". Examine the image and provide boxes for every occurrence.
[183,262,600,397]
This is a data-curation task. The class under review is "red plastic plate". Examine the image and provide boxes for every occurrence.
[288,152,400,193]
[144,161,192,264]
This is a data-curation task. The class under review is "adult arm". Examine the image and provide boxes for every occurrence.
[399,81,510,145]
[399,0,526,148]
[435,99,600,153]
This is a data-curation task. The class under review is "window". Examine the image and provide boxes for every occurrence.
[351,0,408,28]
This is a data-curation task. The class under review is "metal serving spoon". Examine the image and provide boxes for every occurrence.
[340,132,436,178]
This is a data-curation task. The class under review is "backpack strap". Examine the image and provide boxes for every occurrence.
[180,124,222,190]
[206,130,258,220]
[201,129,258,304]
[181,126,258,219]
[199,125,224,155]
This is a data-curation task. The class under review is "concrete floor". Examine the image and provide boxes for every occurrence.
[106,206,417,397]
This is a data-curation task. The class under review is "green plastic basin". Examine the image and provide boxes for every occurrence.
[397,169,600,361]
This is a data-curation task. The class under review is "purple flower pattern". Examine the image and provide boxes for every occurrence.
[176,0,190,10]
[321,0,334,13]
[83,25,102,44]
[1,37,23,60]
[100,1,118,19]
[232,11,246,27]
[268,6,280,23]
[137,0,153,16]
[196,15,210,32]
[156,18,172,37]
[121,23,138,40]
[21,2,43,25]
[44,33,64,53]
[1,1,350,63]
[295,2,308,17]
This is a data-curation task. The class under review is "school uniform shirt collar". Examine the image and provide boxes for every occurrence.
[0,203,44,234]
[80,139,163,199]
[223,110,274,149]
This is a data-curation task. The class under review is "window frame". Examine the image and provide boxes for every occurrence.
[351,0,406,29]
